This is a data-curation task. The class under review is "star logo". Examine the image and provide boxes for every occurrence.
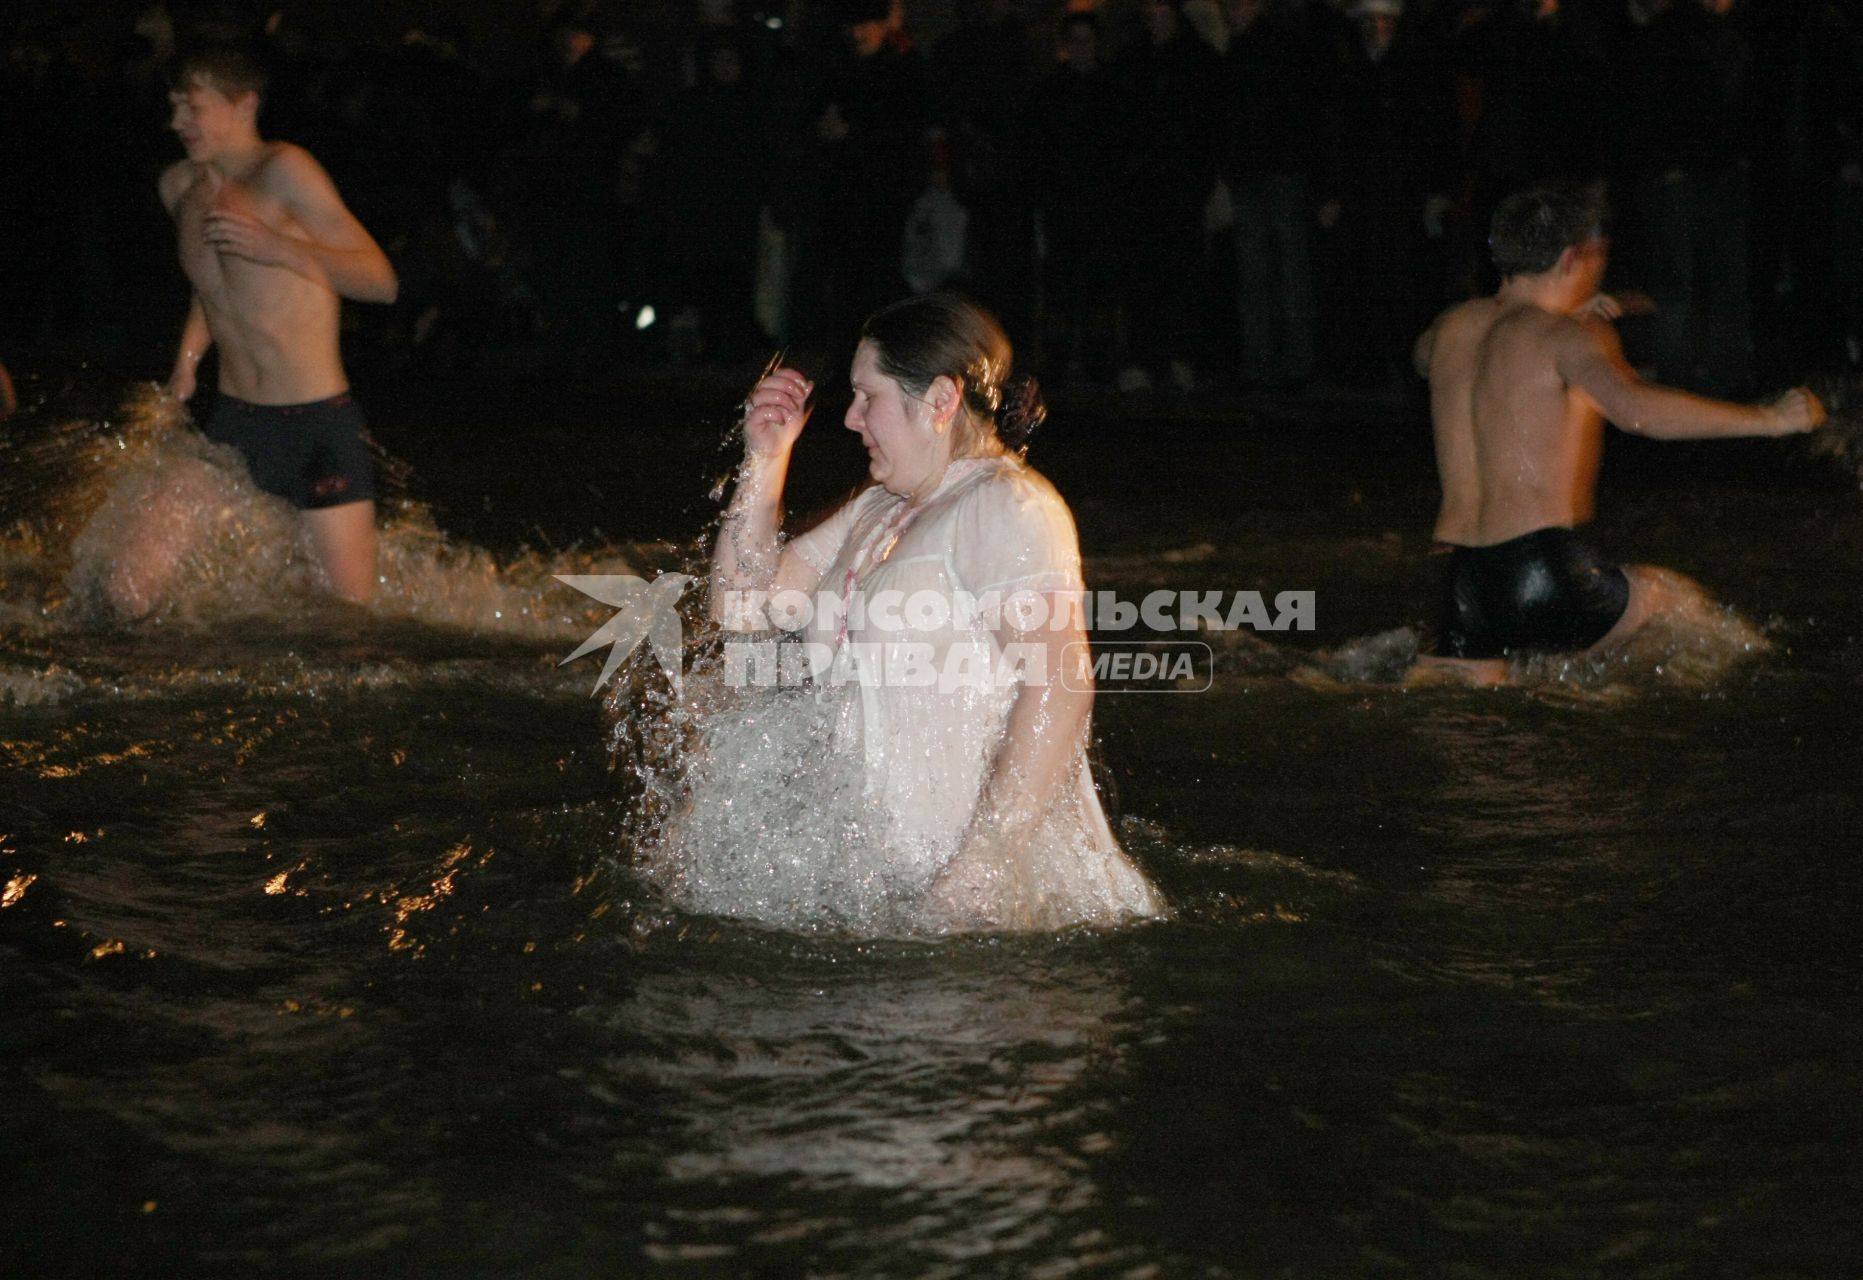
[555,573,694,695]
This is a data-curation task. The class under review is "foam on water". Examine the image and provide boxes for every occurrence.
[0,662,85,707]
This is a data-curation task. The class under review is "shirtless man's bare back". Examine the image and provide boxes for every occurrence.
[1413,182,1824,680]
[105,44,397,618]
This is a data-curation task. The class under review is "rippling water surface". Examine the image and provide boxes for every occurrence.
[4,370,1860,1277]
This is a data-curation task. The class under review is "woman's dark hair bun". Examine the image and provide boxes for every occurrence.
[996,373,1046,450]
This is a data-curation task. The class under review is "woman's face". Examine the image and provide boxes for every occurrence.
[845,341,951,497]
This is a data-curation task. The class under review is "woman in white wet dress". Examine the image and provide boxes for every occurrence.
[701,293,1163,932]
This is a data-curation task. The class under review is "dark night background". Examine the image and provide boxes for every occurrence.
[3,0,1859,421]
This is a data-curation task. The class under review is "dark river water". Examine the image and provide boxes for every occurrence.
[3,368,1859,1278]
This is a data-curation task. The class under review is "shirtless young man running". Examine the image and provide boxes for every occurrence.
[106,44,397,617]
[1413,182,1825,680]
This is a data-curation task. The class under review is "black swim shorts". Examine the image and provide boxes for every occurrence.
[1436,526,1631,660]
[203,392,378,510]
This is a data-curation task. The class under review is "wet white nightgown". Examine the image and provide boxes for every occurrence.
[657,455,1163,933]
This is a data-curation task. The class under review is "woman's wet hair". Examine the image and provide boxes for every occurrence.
[1489,181,1609,278]
[860,292,1048,453]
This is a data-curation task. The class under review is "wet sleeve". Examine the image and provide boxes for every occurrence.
[950,474,1085,599]
[786,488,872,577]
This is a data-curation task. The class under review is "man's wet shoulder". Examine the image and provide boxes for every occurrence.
[157,159,197,209]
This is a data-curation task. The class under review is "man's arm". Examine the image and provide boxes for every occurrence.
[272,146,397,302]
[202,145,397,303]
[166,294,212,401]
[1557,318,1822,439]
[1415,298,1481,379]
[157,158,193,214]
[1413,310,1444,379]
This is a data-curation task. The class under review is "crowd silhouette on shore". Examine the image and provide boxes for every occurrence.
[4,0,1860,398]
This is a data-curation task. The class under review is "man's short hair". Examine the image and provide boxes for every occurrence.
[169,43,269,104]
[1489,183,1608,278]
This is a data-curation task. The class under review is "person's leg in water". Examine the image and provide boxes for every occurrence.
[1410,531,1652,686]
[218,393,379,606]
[1411,652,1510,686]
[1585,563,1694,652]
[102,485,376,618]
[1409,542,1510,686]
[1412,564,1692,686]
[107,395,379,618]
[100,458,222,620]
[303,499,377,605]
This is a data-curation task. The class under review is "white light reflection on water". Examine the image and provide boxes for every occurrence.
[575,941,1147,1272]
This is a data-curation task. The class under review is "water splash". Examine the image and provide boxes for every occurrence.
[1508,567,1770,691]
[603,622,1166,937]
[624,671,922,933]
[0,381,653,705]
[597,366,948,936]
[1314,627,1420,684]
[1295,568,1768,696]
[592,520,930,934]
[1805,372,1863,486]
[0,382,635,635]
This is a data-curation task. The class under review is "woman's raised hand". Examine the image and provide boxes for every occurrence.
[743,367,814,459]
